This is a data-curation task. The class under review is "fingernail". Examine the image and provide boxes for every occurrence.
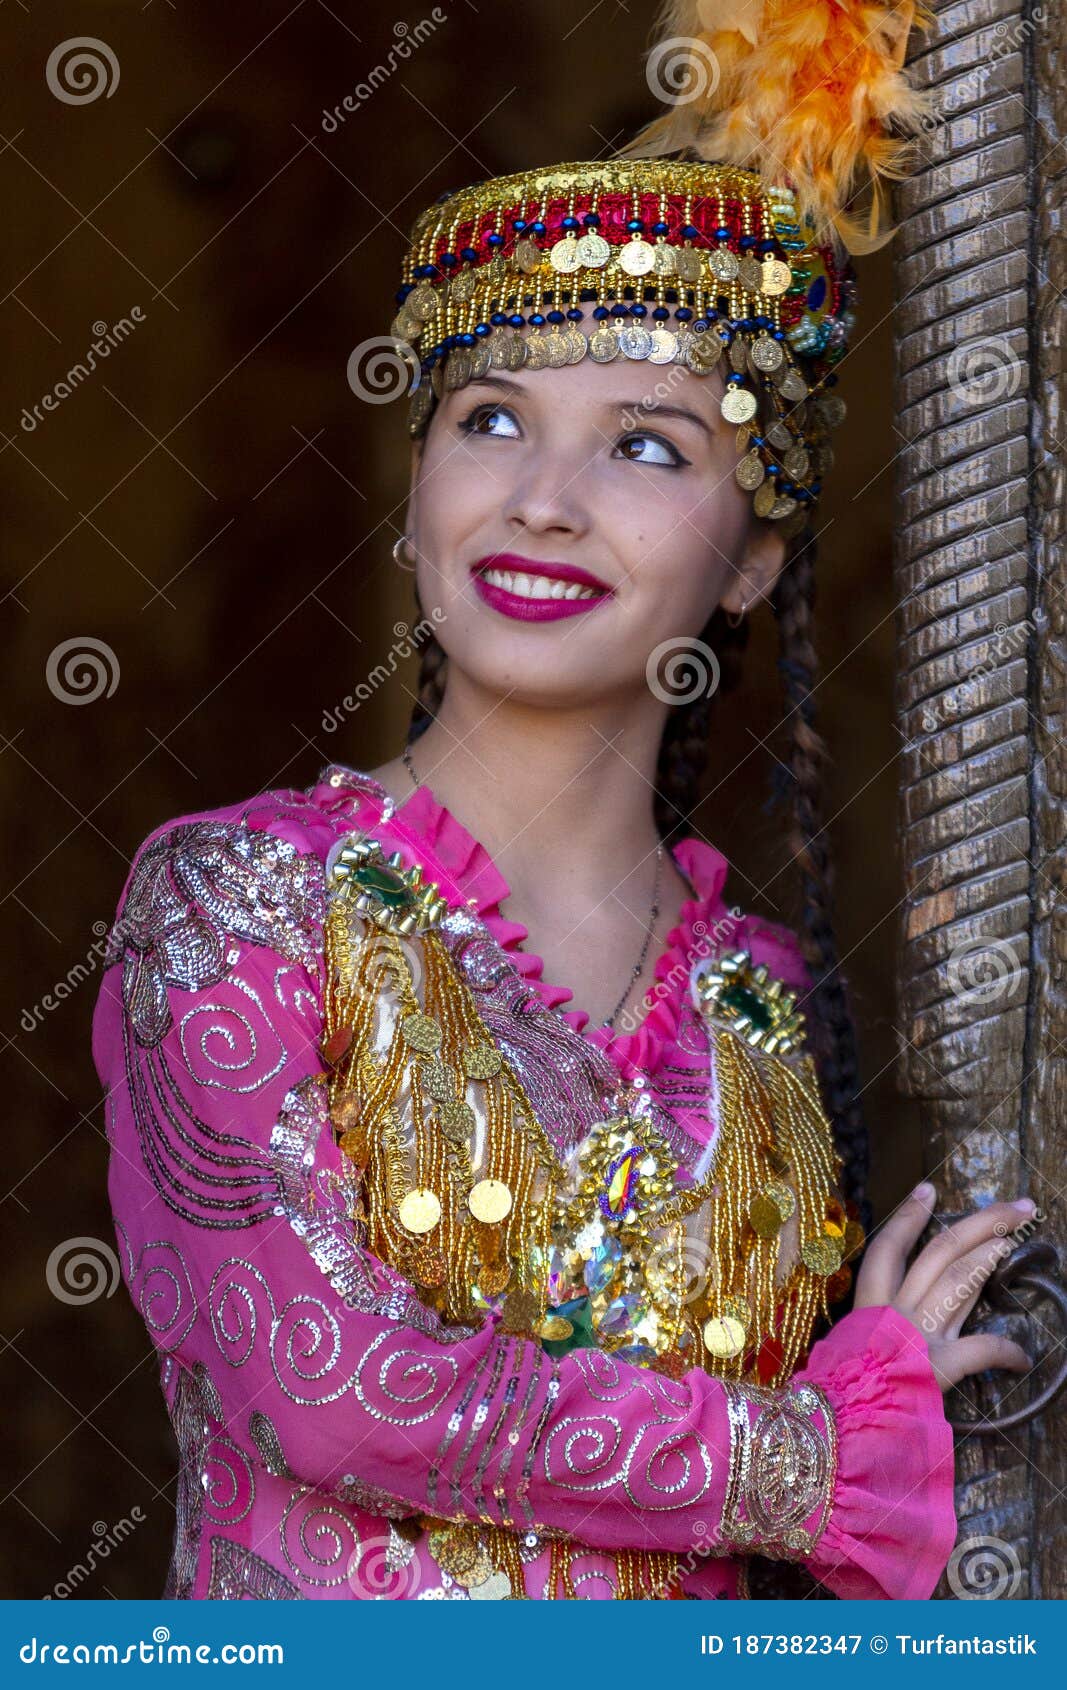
[914,1182,934,1201]
[1013,1198,1035,1214]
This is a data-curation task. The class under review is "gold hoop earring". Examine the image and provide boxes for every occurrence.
[725,598,747,630]
[392,536,416,573]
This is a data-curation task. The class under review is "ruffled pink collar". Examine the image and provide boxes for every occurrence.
[313,763,737,1079]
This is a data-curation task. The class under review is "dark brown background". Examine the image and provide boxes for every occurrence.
[1,2,911,1597]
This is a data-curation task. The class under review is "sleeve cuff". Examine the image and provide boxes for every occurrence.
[795,1303,958,1600]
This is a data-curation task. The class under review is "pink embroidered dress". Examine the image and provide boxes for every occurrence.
[91,762,958,1601]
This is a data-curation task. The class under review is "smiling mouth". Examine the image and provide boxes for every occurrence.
[477,566,601,602]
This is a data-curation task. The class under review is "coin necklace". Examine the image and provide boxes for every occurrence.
[401,743,664,1031]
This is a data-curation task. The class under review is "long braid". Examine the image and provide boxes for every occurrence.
[771,531,871,1234]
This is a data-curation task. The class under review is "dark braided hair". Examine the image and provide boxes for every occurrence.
[405,536,870,1233]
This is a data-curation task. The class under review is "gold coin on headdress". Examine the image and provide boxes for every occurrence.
[513,237,542,274]
[709,248,739,283]
[751,334,785,372]
[402,1011,442,1052]
[576,231,610,268]
[778,368,809,402]
[589,325,620,362]
[687,329,722,370]
[549,234,581,273]
[544,329,569,368]
[449,268,476,303]
[749,1192,785,1237]
[506,332,528,370]
[738,255,763,293]
[398,1187,441,1234]
[753,479,777,518]
[801,1235,843,1276]
[779,505,808,541]
[409,384,434,429]
[735,450,766,491]
[437,1100,475,1142]
[489,331,511,369]
[768,494,799,521]
[565,325,587,363]
[469,340,491,379]
[468,1178,513,1224]
[702,1314,747,1358]
[820,394,848,429]
[619,237,655,276]
[407,282,438,321]
[675,247,702,282]
[721,386,758,425]
[524,331,549,370]
[783,444,811,480]
[647,327,678,364]
[619,324,652,359]
[652,242,677,277]
[761,258,793,296]
[445,348,472,389]
[728,336,749,374]
[391,309,419,341]
[766,419,793,450]
[463,1042,502,1079]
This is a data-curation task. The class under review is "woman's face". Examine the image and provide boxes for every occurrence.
[405,354,786,709]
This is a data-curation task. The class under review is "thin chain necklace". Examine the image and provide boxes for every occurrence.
[402,743,663,1032]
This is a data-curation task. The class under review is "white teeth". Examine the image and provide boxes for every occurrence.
[480,567,599,601]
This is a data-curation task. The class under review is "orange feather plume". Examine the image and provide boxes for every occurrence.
[620,0,936,252]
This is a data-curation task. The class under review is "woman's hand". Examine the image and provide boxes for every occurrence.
[854,1184,1037,1392]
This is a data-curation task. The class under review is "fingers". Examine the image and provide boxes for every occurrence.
[900,1197,1036,1309]
[921,1232,1018,1339]
[853,1183,936,1308]
[935,1332,1033,1391]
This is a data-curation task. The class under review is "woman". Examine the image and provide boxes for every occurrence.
[92,14,1036,1602]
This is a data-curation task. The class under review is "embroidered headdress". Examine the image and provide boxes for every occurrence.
[387,2,932,536]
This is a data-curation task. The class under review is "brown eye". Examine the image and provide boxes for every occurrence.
[615,431,686,467]
[459,404,520,438]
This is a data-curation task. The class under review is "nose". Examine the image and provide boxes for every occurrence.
[500,445,592,540]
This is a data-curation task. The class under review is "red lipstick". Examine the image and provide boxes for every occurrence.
[469,553,613,623]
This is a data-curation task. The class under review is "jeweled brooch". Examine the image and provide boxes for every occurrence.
[328,834,447,935]
[694,947,807,1058]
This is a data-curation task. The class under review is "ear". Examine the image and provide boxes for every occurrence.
[718,519,788,617]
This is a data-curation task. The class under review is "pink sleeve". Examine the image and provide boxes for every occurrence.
[793,1303,958,1599]
[94,810,955,1586]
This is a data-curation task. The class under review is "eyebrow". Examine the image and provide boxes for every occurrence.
[461,375,715,437]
